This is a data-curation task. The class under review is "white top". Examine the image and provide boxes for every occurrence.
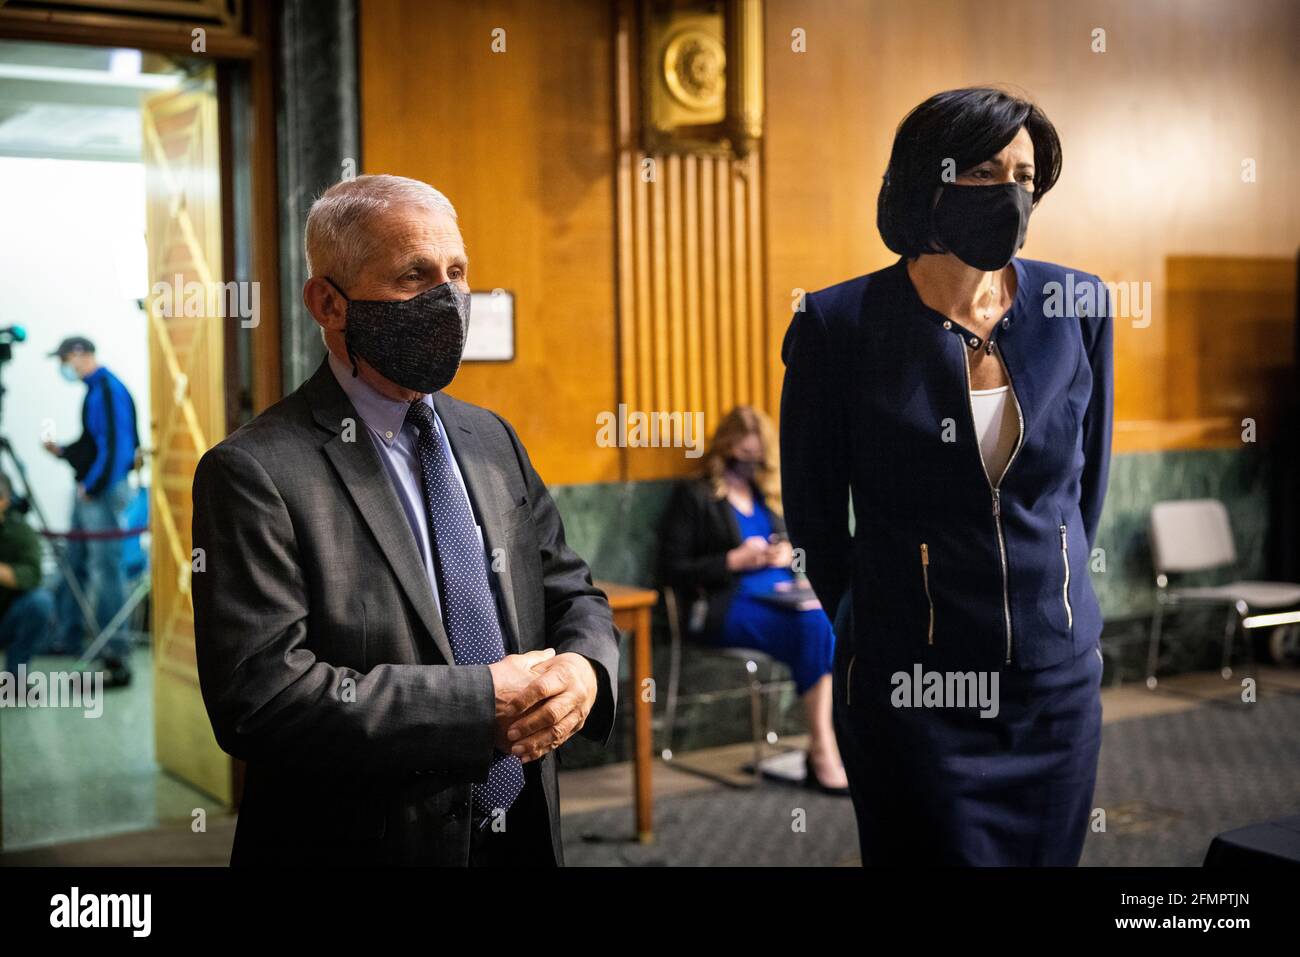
[970,385,1020,482]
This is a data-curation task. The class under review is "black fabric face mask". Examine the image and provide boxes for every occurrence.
[931,182,1033,271]
[325,277,471,394]
[726,457,761,481]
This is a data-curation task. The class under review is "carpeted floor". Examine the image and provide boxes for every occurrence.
[560,690,1300,866]
[563,784,860,866]
[1081,690,1300,865]
[6,676,1298,866]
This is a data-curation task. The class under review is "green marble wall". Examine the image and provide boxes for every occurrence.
[553,444,1280,768]
[550,480,677,590]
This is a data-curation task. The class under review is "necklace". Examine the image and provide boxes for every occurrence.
[976,270,1011,357]
[979,271,1006,325]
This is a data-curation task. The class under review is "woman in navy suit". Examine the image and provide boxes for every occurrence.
[779,87,1113,865]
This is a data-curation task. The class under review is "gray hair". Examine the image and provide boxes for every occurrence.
[304,174,458,289]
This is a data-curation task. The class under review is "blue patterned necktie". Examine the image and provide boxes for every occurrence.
[405,401,524,822]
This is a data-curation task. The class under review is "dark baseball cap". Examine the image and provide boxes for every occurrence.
[49,336,96,358]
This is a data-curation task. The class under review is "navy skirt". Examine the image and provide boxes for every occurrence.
[832,641,1103,866]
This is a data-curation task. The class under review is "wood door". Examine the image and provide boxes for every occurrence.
[143,68,232,804]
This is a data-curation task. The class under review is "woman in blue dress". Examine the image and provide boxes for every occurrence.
[780,87,1113,864]
[659,406,847,793]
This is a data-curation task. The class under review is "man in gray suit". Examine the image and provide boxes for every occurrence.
[192,174,619,866]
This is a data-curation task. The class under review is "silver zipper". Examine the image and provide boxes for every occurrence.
[961,343,1024,665]
[1060,524,1073,629]
[845,653,856,706]
[920,543,934,644]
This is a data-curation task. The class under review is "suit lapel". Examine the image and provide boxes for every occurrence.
[433,391,528,654]
[305,361,456,665]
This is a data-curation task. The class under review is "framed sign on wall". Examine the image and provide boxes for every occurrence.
[465,288,515,361]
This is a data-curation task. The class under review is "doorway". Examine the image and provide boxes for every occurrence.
[0,38,238,852]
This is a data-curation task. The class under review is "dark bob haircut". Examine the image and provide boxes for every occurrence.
[877,87,1062,258]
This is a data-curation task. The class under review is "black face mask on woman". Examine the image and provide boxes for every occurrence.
[931,182,1033,271]
[726,457,761,481]
[325,277,471,394]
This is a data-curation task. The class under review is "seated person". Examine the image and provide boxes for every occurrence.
[658,406,847,793]
[0,472,56,675]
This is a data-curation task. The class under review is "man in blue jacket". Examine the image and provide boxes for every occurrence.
[42,336,140,688]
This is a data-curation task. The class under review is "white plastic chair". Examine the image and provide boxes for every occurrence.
[1146,499,1300,688]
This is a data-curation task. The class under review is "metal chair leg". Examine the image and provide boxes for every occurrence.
[747,659,764,787]
[661,589,683,760]
[1099,639,1122,689]
[761,659,782,747]
[1221,602,1245,680]
[1146,595,1166,689]
[1244,607,1259,671]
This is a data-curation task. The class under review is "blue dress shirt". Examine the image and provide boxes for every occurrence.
[327,352,495,631]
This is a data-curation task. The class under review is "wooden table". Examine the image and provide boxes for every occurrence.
[593,579,659,843]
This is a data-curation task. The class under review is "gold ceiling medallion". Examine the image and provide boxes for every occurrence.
[642,0,764,157]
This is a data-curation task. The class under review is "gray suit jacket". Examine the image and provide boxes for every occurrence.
[191,358,620,865]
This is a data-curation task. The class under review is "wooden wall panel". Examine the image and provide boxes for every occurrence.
[764,0,1300,450]
[361,0,1296,476]
[615,1,769,481]
[360,0,619,484]
[615,151,769,478]
[1157,256,1295,448]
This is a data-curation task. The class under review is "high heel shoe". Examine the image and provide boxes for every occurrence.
[803,751,851,796]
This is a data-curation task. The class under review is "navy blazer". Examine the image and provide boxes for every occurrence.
[658,477,789,641]
[779,256,1113,672]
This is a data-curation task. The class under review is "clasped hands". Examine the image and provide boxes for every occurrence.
[487,649,597,763]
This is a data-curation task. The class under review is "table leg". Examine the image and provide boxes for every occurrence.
[632,606,653,843]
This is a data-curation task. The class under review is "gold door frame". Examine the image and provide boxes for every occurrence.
[144,72,230,802]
